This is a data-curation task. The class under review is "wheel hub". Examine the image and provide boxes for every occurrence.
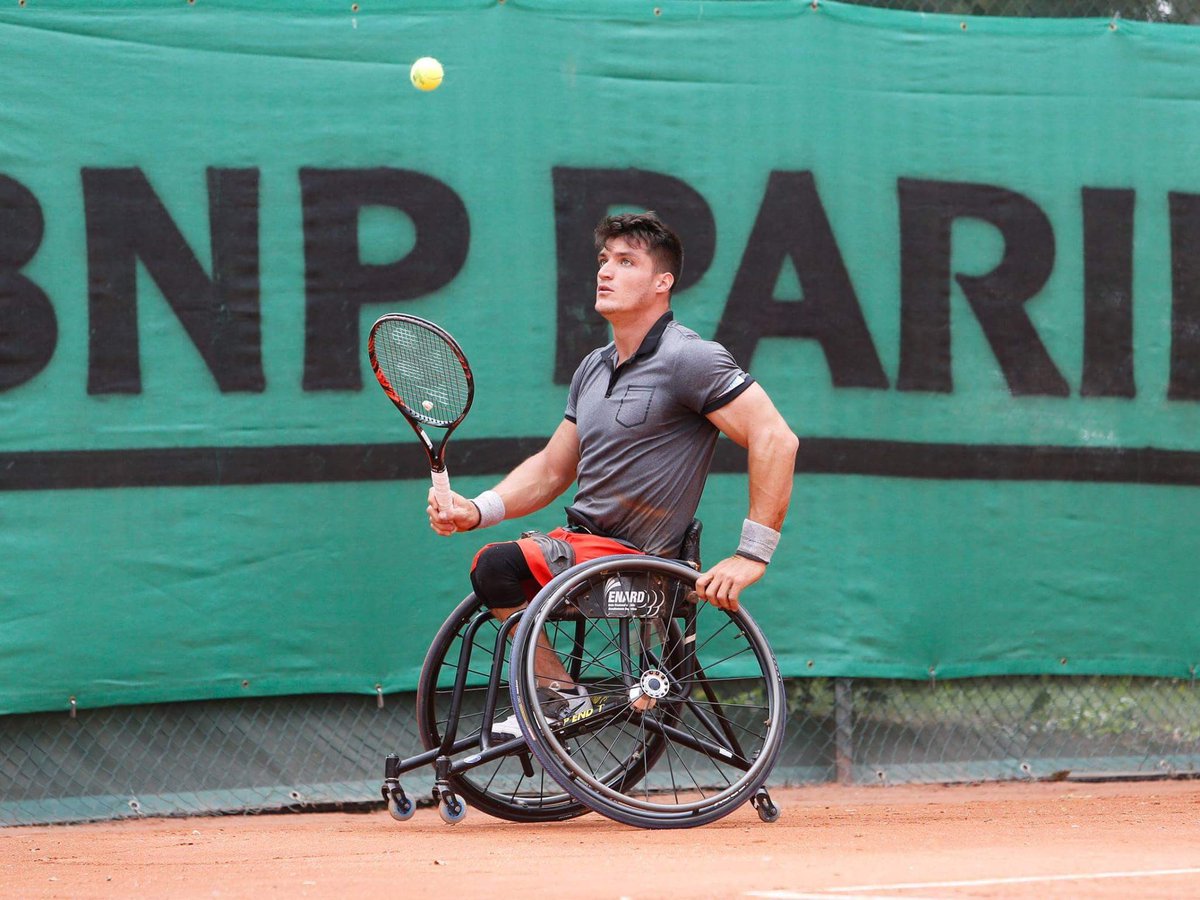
[639,669,670,699]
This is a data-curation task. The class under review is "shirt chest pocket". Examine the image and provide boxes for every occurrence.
[615,385,655,428]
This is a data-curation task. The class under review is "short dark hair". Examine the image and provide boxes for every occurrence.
[594,211,684,291]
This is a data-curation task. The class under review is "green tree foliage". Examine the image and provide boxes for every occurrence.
[842,0,1197,24]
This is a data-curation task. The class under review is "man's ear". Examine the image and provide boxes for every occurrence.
[656,271,675,294]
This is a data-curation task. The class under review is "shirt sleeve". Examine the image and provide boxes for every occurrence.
[672,336,755,415]
[564,351,597,423]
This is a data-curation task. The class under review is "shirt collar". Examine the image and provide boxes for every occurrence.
[601,310,674,367]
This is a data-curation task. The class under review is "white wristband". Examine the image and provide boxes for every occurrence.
[737,519,780,565]
[471,490,506,529]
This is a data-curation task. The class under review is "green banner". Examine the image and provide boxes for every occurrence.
[2,1,1200,715]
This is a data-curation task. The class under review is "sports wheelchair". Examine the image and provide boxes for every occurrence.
[381,521,786,829]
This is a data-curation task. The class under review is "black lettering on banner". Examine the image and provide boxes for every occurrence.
[0,175,55,392]
[83,167,264,395]
[1169,191,1200,401]
[715,170,887,388]
[551,167,716,384]
[300,168,469,390]
[898,178,1067,396]
[1082,187,1136,398]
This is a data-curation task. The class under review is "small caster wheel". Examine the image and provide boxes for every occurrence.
[751,789,780,824]
[438,795,467,825]
[756,800,781,823]
[387,790,415,822]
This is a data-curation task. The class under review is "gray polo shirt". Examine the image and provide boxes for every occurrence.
[564,312,754,556]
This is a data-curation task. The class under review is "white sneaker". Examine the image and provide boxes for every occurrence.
[490,682,592,741]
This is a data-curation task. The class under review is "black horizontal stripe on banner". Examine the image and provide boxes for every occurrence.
[0,438,549,491]
[1,438,1200,491]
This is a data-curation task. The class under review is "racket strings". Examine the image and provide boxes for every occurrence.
[373,320,470,427]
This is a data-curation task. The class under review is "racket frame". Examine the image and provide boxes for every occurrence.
[367,313,474,505]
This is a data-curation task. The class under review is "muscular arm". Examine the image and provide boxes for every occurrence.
[428,419,581,535]
[694,383,798,610]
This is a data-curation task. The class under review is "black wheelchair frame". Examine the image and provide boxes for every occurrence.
[381,521,786,829]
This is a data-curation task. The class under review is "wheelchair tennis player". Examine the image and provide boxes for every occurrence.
[427,211,798,740]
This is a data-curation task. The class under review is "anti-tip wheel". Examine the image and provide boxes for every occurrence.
[438,795,467,825]
[752,790,781,824]
[387,790,415,822]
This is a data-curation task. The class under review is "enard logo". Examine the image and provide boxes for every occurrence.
[603,577,665,616]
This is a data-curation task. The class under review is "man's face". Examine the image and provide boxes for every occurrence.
[595,236,669,321]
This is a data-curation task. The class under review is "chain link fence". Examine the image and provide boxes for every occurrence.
[4,676,1198,826]
[841,0,1200,22]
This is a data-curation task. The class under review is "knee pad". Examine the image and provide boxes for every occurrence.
[470,542,532,609]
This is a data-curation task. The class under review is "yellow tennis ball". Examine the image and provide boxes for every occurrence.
[410,57,443,92]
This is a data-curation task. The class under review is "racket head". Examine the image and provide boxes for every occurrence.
[367,314,474,429]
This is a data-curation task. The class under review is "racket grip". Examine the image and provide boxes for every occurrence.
[431,467,453,513]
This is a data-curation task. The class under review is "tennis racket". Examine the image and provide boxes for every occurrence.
[367,314,474,511]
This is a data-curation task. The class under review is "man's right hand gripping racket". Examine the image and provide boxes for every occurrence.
[367,314,474,513]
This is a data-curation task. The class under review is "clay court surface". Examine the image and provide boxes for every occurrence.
[4,781,1199,899]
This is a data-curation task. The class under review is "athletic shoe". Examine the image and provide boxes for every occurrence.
[489,682,592,742]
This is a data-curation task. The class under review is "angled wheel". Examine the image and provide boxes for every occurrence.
[510,556,787,829]
[415,592,588,822]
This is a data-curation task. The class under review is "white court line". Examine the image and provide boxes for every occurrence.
[824,866,1200,893]
[746,867,1200,899]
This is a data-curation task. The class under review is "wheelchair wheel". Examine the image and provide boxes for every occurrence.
[509,556,787,829]
[415,592,588,822]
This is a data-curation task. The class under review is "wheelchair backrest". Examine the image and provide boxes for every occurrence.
[677,518,702,570]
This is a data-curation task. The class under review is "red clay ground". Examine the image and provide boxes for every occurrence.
[3,781,1199,899]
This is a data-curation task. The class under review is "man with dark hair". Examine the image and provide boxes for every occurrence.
[428,211,798,737]
[599,210,684,288]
